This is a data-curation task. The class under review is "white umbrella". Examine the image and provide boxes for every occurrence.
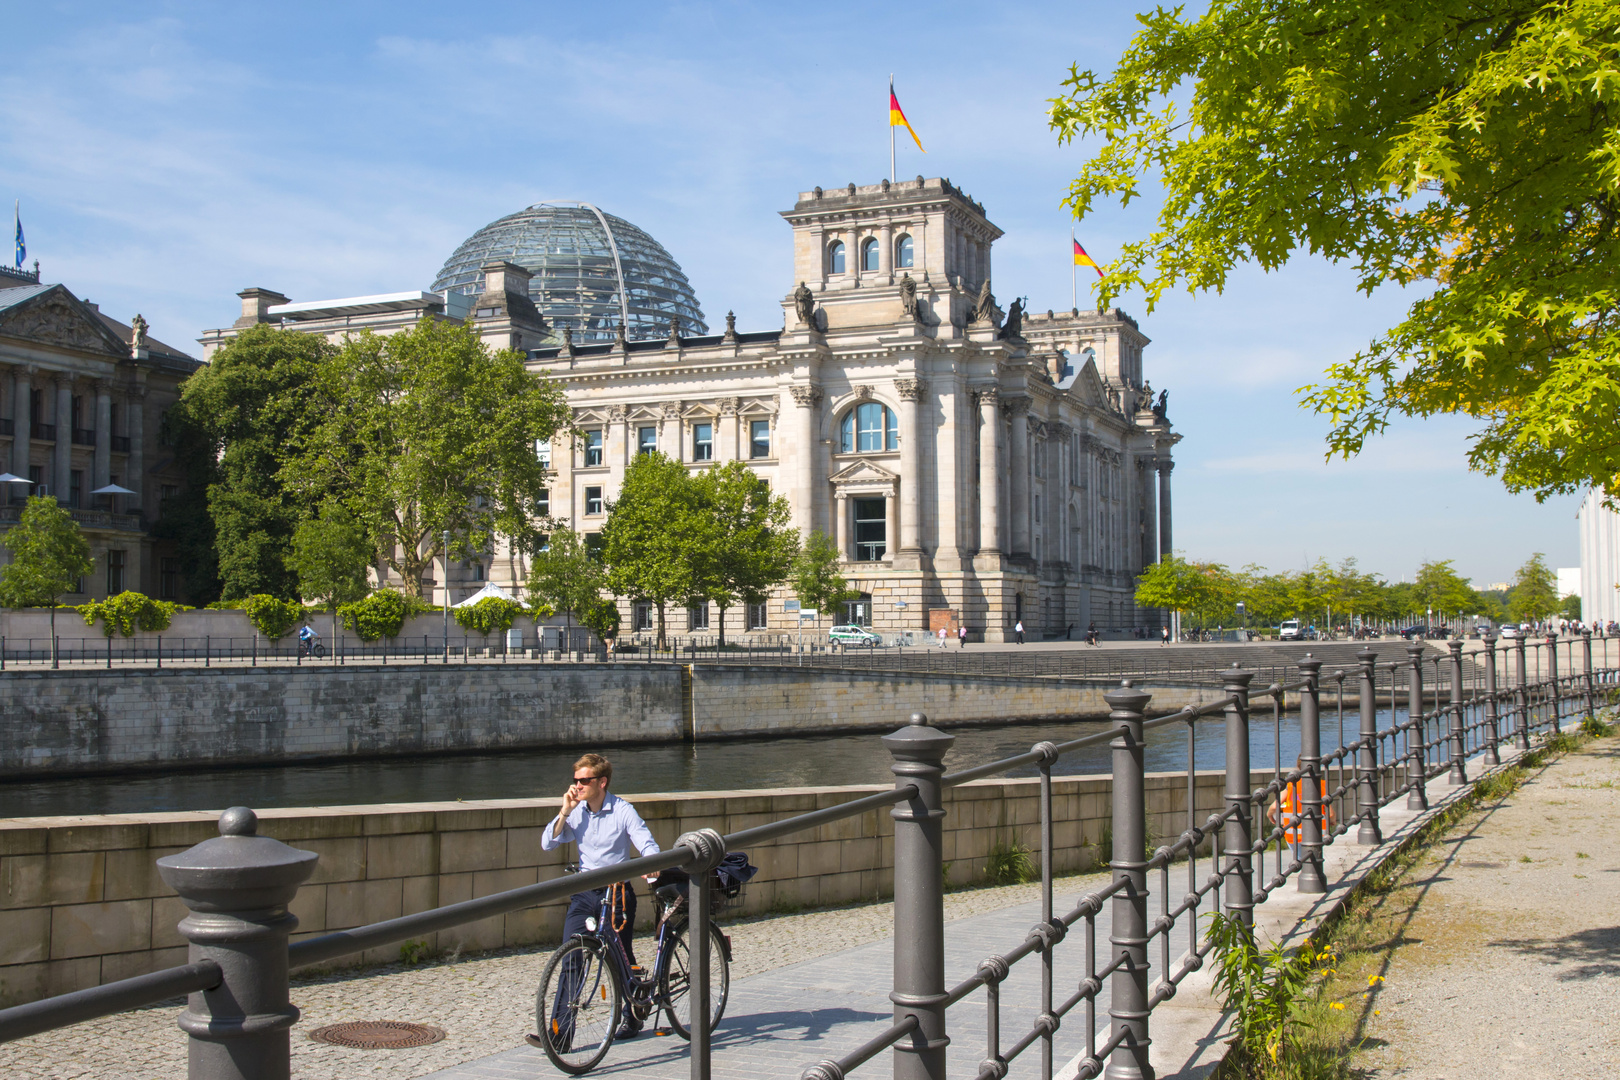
[90,484,138,496]
[0,473,33,485]
[453,581,515,608]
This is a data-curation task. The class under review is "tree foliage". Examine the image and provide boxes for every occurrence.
[1413,559,1477,618]
[526,527,608,629]
[454,595,526,637]
[339,589,425,641]
[288,502,373,612]
[77,592,184,638]
[287,318,569,599]
[243,594,305,640]
[789,531,853,625]
[1134,555,1229,623]
[601,452,705,647]
[0,496,93,610]
[1051,0,1620,498]
[689,462,799,645]
[1508,552,1559,622]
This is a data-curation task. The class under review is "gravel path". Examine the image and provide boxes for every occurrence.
[1356,735,1620,1079]
[0,871,1106,1080]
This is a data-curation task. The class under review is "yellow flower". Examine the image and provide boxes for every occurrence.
[1368,975,1384,986]
[1374,1010,1381,1017]
[1330,1002,1346,1011]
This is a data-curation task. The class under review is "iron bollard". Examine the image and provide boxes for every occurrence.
[675,828,727,1080]
[1546,634,1560,732]
[1296,657,1327,894]
[157,807,317,1080]
[1582,630,1596,722]
[1104,681,1155,1080]
[1356,649,1382,845]
[1405,642,1427,811]
[1220,665,1255,930]
[1447,642,1467,785]
[1482,635,1501,765]
[883,713,954,1080]
[1514,635,1531,749]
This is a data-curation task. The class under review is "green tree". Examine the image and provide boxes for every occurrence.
[288,502,373,651]
[0,495,94,666]
[789,530,852,632]
[1560,594,1582,621]
[1508,552,1559,623]
[1414,560,1476,624]
[289,318,569,599]
[1134,555,1228,630]
[526,527,609,633]
[1051,0,1620,499]
[690,461,799,646]
[166,323,333,601]
[601,452,703,648]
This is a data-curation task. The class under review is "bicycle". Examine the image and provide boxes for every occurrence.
[298,637,326,658]
[529,869,733,1075]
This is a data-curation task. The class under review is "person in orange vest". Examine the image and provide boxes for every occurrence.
[1267,760,1336,860]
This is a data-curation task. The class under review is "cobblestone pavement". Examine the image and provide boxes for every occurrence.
[0,872,1107,1080]
[1354,735,1620,1080]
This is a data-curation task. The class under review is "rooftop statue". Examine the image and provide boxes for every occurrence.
[972,279,1000,326]
[793,281,816,328]
[1153,389,1168,418]
[899,273,917,317]
[998,297,1023,340]
[130,313,149,350]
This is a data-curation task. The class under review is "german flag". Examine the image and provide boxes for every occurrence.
[890,84,924,152]
[1073,239,1104,279]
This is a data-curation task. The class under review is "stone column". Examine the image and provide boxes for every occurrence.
[52,375,71,503]
[13,366,31,476]
[127,388,145,519]
[719,398,740,461]
[789,385,821,539]
[884,490,897,561]
[975,388,1002,555]
[1054,424,1073,564]
[659,401,681,459]
[1157,460,1174,559]
[1005,398,1031,559]
[895,377,924,555]
[879,223,893,282]
[834,490,849,560]
[93,382,112,492]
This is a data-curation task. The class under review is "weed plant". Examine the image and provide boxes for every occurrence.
[984,838,1037,885]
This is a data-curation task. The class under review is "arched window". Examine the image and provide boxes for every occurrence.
[861,237,879,272]
[827,240,846,275]
[839,401,900,453]
[895,234,914,268]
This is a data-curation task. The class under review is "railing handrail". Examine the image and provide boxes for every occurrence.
[0,960,220,1044]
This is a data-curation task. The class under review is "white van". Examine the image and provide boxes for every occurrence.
[1279,619,1303,641]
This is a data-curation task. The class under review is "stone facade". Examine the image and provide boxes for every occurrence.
[203,178,1178,640]
[0,263,201,601]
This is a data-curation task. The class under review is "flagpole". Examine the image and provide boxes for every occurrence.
[1071,226,1077,311]
[889,75,896,183]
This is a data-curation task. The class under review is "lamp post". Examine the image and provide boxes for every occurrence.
[442,530,450,663]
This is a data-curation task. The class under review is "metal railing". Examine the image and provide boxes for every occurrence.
[0,634,1610,1080]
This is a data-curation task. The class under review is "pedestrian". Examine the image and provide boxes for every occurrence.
[1014,619,1024,645]
[1160,624,1170,647]
[958,624,968,648]
[937,626,948,649]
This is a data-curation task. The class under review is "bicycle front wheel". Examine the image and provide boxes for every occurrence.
[536,938,619,1074]
[660,919,729,1040]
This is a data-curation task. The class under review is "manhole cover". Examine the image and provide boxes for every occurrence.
[309,1021,446,1049]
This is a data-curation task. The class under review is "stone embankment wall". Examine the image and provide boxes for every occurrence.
[0,663,1240,777]
[0,770,1266,1007]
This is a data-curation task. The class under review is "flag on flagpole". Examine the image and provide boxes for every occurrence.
[12,201,22,270]
[1073,238,1103,279]
[889,83,925,152]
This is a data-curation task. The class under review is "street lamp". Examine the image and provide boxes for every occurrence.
[442,530,451,663]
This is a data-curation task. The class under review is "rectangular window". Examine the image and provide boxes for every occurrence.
[535,488,550,516]
[688,603,710,631]
[584,486,603,515]
[536,438,551,467]
[69,470,83,509]
[584,532,604,561]
[692,423,713,461]
[106,549,126,595]
[747,602,768,630]
[583,429,603,467]
[159,557,180,600]
[634,603,653,631]
[159,484,179,505]
[28,465,42,489]
[638,426,657,456]
[853,496,887,561]
[1034,495,1041,524]
[750,419,771,458]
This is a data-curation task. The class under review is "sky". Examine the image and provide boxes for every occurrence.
[0,1,1583,588]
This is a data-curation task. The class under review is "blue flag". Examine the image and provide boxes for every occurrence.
[13,201,22,269]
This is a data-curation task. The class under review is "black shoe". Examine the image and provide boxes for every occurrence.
[616,1019,642,1040]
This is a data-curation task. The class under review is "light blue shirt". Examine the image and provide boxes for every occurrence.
[541,791,661,873]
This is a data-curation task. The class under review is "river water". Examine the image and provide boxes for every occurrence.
[1,705,1414,819]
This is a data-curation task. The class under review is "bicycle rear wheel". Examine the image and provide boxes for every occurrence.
[535,938,619,1074]
[659,918,729,1040]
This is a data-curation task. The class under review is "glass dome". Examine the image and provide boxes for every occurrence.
[432,202,707,344]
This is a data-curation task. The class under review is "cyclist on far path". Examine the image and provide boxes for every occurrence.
[540,753,662,1040]
[299,624,319,653]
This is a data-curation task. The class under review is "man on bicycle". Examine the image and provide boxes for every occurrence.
[298,624,318,653]
[541,753,661,1039]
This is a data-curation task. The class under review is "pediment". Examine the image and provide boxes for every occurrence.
[0,287,127,358]
[1064,356,1109,407]
[829,459,899,485]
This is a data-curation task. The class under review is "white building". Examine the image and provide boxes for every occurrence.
[1579,489,1619,625]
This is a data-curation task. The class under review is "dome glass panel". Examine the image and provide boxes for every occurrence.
[432,203,707,344]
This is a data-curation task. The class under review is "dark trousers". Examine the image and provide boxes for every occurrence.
[564,885,639,969]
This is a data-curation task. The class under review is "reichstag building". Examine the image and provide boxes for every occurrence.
[202,178,1178,642]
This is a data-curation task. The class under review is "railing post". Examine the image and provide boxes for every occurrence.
[882,713,954,1080]
[1405,642,1427,811]
[1514,635,1531,749]
[1104,680,1154,1080]
[675,828,726,1080]
[1545,634,1560,732]
[1482,634,1501,766]
[1355,648,1382,845]
[1296,656,1326,894]
[157,808,316,1080]
[1220,665,1255,930]
[1446,641,1467,785]
[1583,629,1596,722]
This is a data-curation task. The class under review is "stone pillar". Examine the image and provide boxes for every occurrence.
[834,491,849,560]
[975,388,1002,556]
[1005,398,1030,559]
[719,398,740,461]
[52,375,71,503]
[127,388,145,523]
[884,490,897,561]
[13,366,31,476]
[896,377,924,555]
[94,382,111,491]
[789,385,821,539]
[1157,460,1174,559]
[879,223,893,282]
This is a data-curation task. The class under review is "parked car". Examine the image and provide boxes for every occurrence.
[1279,619,1303,641]
[1399,625,1448,640]
[828,624,883,646]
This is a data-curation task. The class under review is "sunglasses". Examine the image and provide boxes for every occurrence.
[571,774,603,785]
